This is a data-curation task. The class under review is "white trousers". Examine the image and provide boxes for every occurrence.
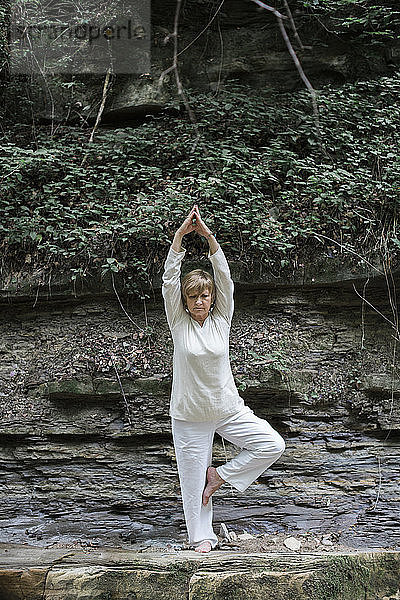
[171,406,285,549]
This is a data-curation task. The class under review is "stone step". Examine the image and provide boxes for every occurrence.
[1,543,399,600]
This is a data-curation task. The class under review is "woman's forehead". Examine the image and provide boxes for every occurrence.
[186,284,211,294]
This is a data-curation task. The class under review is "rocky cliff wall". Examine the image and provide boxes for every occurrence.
[1,263,399,550]
[5,0,400,123]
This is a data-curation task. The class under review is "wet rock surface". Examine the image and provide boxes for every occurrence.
[1,268,399,551]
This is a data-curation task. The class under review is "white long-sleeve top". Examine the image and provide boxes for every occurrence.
[162,244,245,422]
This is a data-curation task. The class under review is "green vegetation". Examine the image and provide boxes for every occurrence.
[0,72,399,295]
[298,0,400,44]
[0,1,399,295]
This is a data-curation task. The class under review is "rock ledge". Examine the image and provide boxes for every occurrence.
[1,543,399,599]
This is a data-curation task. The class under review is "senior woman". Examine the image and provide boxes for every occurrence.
[162,204,285,554]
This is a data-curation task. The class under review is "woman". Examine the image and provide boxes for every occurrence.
[162,204,285,553]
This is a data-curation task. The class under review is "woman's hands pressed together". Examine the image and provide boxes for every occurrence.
[190,205,213,239]
[177,205,198,238]
[172,204,218,254]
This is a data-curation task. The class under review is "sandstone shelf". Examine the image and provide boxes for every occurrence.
[1,543,400,600]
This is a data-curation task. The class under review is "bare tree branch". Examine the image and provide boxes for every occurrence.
[277,18,319,127]
[283,0,305,51]
[251,0,286,19]
[251,0,321,139]
[177,0,225,58]
[111,272,144,333]
[352,283,399,338]
[88,68,112,145]
[312,232,384,275]
[158,0,199,150]
[110,354,133,426]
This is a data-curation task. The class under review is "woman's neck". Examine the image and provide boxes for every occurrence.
[190,312,209,326]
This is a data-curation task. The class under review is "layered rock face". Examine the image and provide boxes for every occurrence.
[1,263,399,549]
[7,0,400,122]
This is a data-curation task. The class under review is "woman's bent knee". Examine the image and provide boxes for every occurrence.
[274,435,285,456]
[253,433,285,459]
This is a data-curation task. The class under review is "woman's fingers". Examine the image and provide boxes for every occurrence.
[188,206,197,221]
[184,206,196,225]
[179,205,198,235]
[194,206,207,231]
[194,205,203,222]
[180,204,206,236]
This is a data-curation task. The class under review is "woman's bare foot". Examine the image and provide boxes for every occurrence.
[194,540,212,553]
[202,466,225,506]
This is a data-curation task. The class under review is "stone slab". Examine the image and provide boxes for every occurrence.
[1,544,400,600]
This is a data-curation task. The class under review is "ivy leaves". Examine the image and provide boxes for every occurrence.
[0,73,399,291]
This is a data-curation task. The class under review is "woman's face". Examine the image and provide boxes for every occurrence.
[185,287,213,321]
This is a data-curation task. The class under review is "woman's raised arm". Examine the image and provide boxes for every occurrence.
[162,206,197,330]
[207,245,234,325]
[192,205,234,325]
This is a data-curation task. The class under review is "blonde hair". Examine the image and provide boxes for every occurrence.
[181,269,216,310]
